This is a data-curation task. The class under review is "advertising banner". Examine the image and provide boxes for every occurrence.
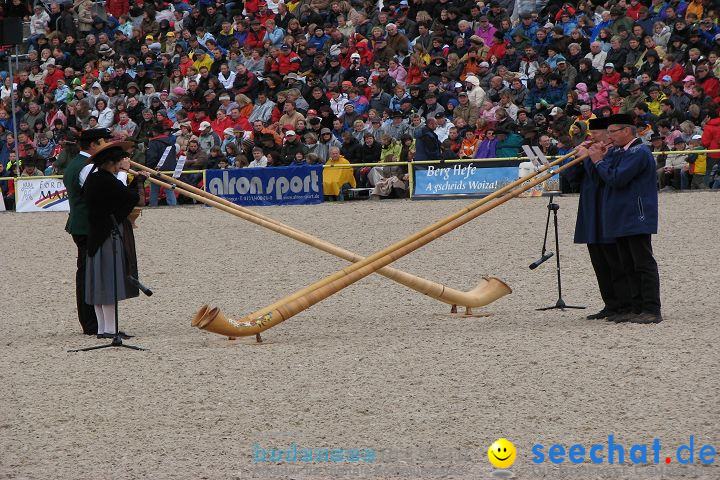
[15,178,69,213]
[206,165,323,206]
[413,161,520,198]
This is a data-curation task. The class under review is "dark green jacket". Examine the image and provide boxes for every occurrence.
[496,133,524,158]
[63,152,92,235]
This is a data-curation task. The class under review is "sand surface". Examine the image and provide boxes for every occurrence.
[1,193,719,480]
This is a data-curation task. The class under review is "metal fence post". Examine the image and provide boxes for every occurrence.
[408,162,414,199]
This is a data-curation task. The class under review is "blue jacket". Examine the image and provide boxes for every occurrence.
[546,83,567,108]
[414,127,441,161]
[146,134,178,172]
[564,157,613,244]
[594,140,658,238]
[511,22,539,40]
[590,20,613,42]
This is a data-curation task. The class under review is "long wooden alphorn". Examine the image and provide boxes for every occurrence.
[129,161,511,309]
[195,148,586,338]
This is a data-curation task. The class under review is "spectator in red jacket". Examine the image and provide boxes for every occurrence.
[43,64,65,92]
[601,63,621,86]
[694,64,720,101]
[701,112,720,184]
[271,44,301,75]
[244,20,267,50]
[658,54,685,83]
[486,31,507,61]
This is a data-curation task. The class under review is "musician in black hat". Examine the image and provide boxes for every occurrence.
[586,113,662,324]
[571,117,632,320]
[84,144,147,338]
[63,128,113,335]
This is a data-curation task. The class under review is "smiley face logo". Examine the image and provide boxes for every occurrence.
[488,438,516,469]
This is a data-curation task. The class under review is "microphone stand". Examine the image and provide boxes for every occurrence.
[533,195,585,311]
[69,215,147,352]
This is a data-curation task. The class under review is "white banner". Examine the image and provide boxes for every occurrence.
[16,178,70,213]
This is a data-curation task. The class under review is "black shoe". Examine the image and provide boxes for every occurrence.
[608,312,639,323]
[97,331,135,339]
[629,312,663,324]
[586,308,615,320]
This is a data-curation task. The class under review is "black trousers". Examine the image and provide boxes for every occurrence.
[72,234,98,334]
[587,243,632,312]
[615,234,661,315]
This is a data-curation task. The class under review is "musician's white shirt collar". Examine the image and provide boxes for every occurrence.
[623,138,639,151]
[79,164,128,187]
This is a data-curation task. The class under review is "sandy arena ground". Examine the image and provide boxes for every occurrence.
[1,192,719,480]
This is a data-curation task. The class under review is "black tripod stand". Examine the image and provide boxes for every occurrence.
[531,195,585,311]
[69,216,150,352]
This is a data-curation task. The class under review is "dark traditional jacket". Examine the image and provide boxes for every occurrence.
[565,155,614,244]
[85,169,140,256]
[594,139,659,238]
[64,152,93,236]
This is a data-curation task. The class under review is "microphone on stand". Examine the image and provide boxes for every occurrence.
[529,252,554,270]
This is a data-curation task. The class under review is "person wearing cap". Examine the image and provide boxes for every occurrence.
[683,134,707,189]
[566,117,633,320]
[494,128,523,158]
[315,127,342,163]
[601,63,621,87]
[279,129,307,166]
[372,37,395,67]
[585,114,662,324]
[453,90,479,127]
[146,124,179,207]
[19,157,43,177]
[221,126,239,152]
[619,83,647,114]
[271,43,301,76]
[245,19,267,50]
[511,13,539,40]
[433,112,454,143]
[197,119,221,152]
[644,86,666,115]
[382,110,409,139]
[84,143,148,339]
[63,129,117,335]
[661,137,693,191]
[418,92,445,120]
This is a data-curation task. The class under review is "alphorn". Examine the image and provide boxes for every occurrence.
[194,148,588,338]
[129,160,511,310]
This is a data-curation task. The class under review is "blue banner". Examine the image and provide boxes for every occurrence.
[206,165,323,206]
[413,161,520,198]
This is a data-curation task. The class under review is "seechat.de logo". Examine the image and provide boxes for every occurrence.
[532,435,716,465]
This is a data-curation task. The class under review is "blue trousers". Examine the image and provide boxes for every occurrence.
[149,183,177,206]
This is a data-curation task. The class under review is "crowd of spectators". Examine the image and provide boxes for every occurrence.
[1,0,720,207]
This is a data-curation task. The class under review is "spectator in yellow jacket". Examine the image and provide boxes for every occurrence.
[323,146,356,200]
